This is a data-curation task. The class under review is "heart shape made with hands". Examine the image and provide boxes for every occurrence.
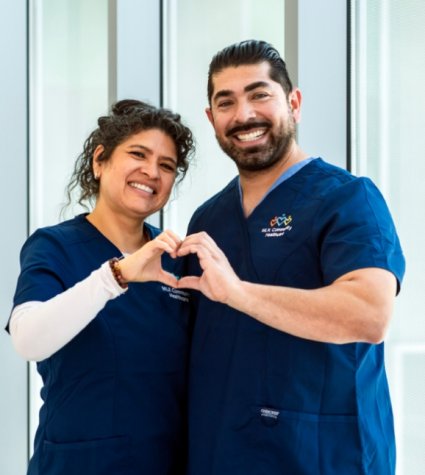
[174,232,237,304]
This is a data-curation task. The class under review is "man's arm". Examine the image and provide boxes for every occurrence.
[177,232,397,344]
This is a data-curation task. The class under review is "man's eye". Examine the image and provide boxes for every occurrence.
[217,101,233,109]
[252,92,269,100]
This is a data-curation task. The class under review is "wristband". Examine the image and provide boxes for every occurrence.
[109,257,128,289]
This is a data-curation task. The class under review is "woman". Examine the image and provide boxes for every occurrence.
[7,100,194,475]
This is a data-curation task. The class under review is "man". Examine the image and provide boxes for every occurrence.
[177,40,405,475]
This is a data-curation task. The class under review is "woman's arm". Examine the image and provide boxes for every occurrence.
[10,229,182,361]
[9,261,126,362]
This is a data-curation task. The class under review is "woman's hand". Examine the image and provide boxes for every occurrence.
[119,230,182,287]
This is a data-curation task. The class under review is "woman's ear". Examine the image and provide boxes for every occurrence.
[92,145,105,179]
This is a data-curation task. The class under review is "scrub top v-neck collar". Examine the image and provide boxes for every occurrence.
[79,213,154,258]
[237,157,317,218]
[233,157,316,283]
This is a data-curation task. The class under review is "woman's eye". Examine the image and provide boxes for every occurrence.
[161,163,177,173]
[131,151,145,159]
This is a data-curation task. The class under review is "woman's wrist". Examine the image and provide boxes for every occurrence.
[109,257,128,289]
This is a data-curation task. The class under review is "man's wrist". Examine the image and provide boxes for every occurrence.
[225,279,249,310]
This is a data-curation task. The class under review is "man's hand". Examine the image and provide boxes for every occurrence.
[175,233,397,344]
[176,232,241,303]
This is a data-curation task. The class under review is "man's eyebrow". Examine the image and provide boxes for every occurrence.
[244,81,270,93]
[213,81,271,103]
[213,89,233,102]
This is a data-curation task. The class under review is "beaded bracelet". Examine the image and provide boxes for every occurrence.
[109,257,128,289]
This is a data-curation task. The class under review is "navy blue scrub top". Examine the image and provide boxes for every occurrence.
[10,214,190,475]
[185,158,405,475]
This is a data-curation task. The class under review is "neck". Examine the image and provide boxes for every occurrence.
[87,205,147,255]
[239,142,308,217]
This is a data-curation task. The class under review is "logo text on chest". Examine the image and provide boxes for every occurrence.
[161,285,190,302]
[261,213,293,237]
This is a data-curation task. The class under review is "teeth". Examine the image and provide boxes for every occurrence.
[129,182,154,194]
[236,129,266,142]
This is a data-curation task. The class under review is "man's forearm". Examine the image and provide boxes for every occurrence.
[225,268,396,344]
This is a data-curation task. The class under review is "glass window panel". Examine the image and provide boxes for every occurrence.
[30,0,108,231]
[28,0,108,451]
[351,1,425,473]
[162,0,285,236]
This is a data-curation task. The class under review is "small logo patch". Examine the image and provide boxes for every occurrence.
[261,213,293,238]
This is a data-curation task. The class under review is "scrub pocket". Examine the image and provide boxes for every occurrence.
[42,436,136,475]
[231,406,364,475]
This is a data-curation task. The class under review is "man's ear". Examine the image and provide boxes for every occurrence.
[205,107,215,126]
[289,88,302,123]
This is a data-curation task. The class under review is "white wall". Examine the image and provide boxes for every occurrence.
[0,1,29,474]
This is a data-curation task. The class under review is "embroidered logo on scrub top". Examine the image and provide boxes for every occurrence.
[161,285,190,303]
[261,213,293,238]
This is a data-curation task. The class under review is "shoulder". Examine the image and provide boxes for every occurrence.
[298,159,386,205]
[298,158,356,197]
[188,177,239,232]
[22,215,94,256]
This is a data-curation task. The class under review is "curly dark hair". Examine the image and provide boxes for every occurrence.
[207,40,293,104]
[65,99,195,209]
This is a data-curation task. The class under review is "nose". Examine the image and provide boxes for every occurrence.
[233,99,256,124]
[140,158,160,179]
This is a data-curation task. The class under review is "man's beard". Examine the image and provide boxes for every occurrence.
[216,115,296,173]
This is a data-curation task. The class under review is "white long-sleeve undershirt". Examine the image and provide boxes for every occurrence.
[9,261,127,362]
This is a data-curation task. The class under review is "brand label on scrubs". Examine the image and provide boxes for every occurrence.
[260,407,280,426]
[261,213,293,238]
[161,285,190,303]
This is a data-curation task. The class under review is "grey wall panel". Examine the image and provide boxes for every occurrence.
[109,0,161,227]
[297,0,347,169]
[110,0,161,106]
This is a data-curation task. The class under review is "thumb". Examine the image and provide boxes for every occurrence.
[177,276,201,291]
[156,270,179,288]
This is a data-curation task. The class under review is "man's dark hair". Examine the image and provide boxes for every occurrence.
[207,40,293,104]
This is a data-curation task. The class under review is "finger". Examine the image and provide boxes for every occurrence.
[179,232,221,257]
[176,276,201,291]
[176,243,214,261]
[149,238,179,255]
[182,231,217,248]
[157,230,181,247]
[161,229,182,245]
[156,231,182,254]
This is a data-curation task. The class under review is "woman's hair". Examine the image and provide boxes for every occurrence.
[65,99,194,210]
